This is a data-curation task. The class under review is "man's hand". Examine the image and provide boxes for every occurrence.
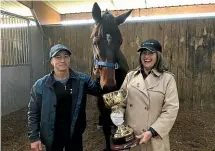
[31,141,42,151]
[136,131,152,144]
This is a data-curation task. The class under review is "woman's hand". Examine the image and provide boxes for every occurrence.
[136,131,152,144]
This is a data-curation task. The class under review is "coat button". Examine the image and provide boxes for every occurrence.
[137,83,140,87]
[145,107,149,110]
[54,105,56,107]
[130,104,133,107]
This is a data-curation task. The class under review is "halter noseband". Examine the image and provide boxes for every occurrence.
[94,56,119,69]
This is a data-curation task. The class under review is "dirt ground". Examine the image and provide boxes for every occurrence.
[2,96,215,151]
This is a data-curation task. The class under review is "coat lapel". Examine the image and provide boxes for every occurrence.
[129,69,162,107]
[145,73,160,90]
[130,73,150,106]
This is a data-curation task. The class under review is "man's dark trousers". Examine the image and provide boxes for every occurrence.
[46,134,83,151]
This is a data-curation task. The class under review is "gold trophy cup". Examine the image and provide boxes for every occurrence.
[103,89,137,150]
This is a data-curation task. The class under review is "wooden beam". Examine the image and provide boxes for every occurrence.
[31,1,61,25]
[61,4,215,21]
[18,1,33,9]
[18,1,61,25]
[31,9,47,38]
[139,4,215,17]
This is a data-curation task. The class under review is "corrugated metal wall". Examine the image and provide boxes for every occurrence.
[1,11,44,116]
[43,18,215,110]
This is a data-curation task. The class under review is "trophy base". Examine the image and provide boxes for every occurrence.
[111,138,138,151]
[111,125,137,150]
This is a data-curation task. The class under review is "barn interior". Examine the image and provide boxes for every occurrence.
[1,0,215,150]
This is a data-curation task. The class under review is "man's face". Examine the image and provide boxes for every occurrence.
[51,50,71,72]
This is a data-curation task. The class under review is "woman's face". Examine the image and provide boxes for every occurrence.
[141,50,157,70]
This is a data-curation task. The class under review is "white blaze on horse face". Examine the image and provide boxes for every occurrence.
[106,34,112,45]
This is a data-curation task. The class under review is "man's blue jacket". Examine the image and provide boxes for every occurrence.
[27,69,101,148]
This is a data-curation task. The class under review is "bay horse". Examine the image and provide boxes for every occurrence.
[91,2,132,151]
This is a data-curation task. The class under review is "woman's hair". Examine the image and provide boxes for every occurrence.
[154,52,169,72]
[139,51,169,73]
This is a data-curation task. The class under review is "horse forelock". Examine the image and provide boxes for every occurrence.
[91,11,123,40]
[102,12,115,22]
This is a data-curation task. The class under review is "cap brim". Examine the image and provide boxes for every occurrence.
[137,46,156,52]
[51,49,71,58]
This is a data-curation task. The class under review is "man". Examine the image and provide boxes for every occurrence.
[28,44,102,151]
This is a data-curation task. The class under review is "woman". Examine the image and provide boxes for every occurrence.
[111,39,179,151]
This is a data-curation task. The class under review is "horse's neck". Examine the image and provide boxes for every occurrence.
[114,50,129,89]
[115,67,128,89]
[117,50,129,73]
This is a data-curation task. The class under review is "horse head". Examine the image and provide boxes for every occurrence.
[91,2,132,91]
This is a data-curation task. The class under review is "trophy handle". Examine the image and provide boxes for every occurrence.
[103,89,128,110]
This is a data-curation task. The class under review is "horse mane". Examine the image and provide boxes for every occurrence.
[90,24,101,39]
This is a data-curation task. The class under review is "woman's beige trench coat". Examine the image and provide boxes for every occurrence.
[120,68,179,151]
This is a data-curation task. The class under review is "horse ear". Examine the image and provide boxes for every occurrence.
[92,2,102,23]
[115,10,132,26]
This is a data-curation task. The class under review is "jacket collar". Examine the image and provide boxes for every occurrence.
[133,66,161,77]
[45,68,78,88]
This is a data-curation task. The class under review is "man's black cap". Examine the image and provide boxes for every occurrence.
[137,39,162,53]
[49,44,71,59]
